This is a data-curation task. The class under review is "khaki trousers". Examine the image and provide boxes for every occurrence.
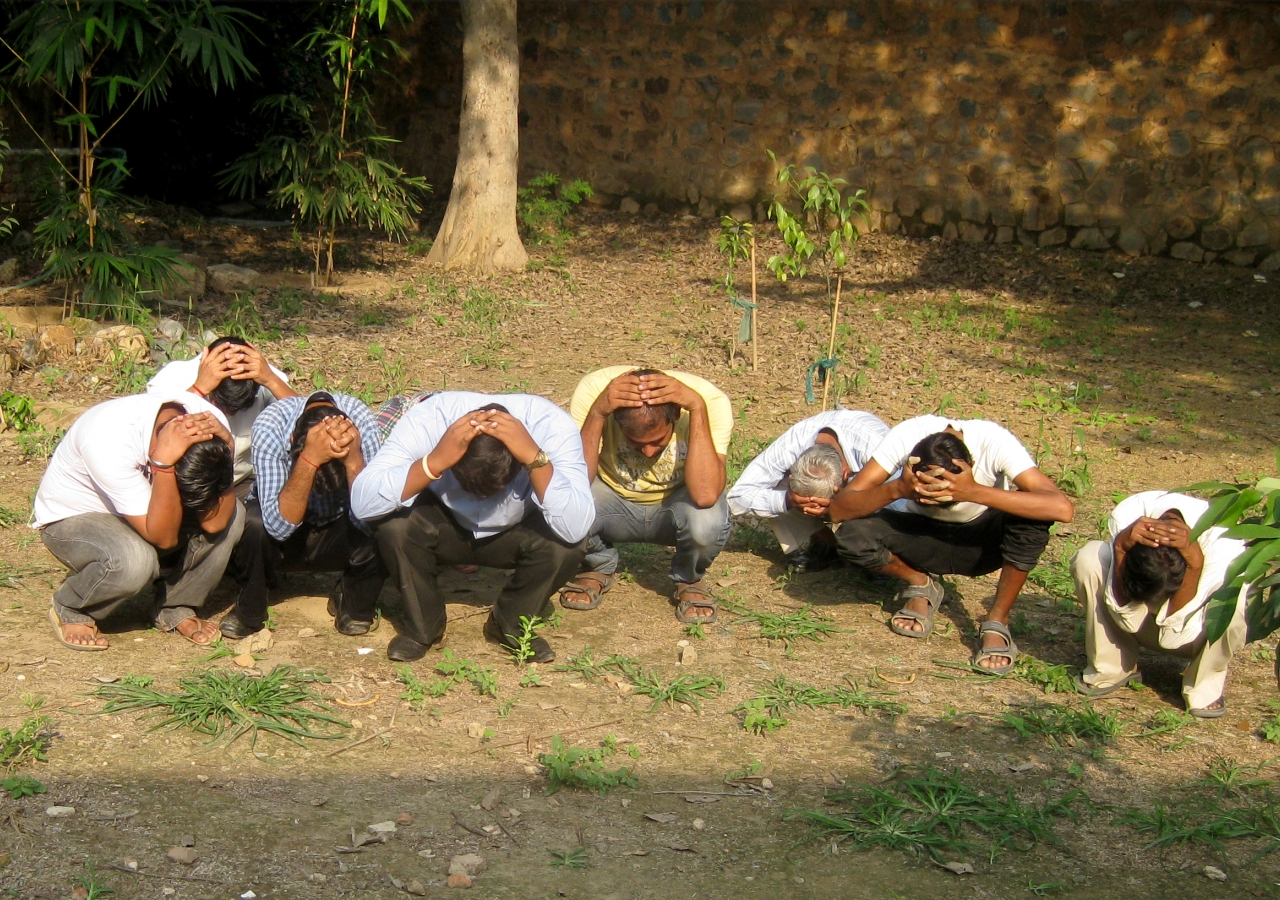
[1072,540,1247,710]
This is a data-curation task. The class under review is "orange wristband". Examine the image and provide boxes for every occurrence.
[299,455,320,469]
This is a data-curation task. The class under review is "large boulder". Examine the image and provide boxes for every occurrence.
[89,324,148,360]
[155,254,207,308]
[206,263,260,294]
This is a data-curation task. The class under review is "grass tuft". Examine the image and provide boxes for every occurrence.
[0,713,52,771]
[736,675,906,735]
[722,600,840,650]
[540,734,637,795]
[92,665,350,748]
[999,702,1125,749]
[555,648,725,711]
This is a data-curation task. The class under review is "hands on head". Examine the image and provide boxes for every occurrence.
[152,410,232,466]
[903,457,977,506]
[592,371,702,418]
[429,408,541,473]
[787,491,832,518]
[195,343,273,394]
[303,414,359,465]
[1129,514,1193,551]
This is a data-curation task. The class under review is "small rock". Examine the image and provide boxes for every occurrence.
[45,806,75,818]
[37,325,76,357]
[446,873,472,889]
[760,778,774,790]
[0,257,18,285]
[644,812,678,824]
[395,812,414,826]
[232,653,256,668]
[480,787,500,811]
[232,629,273,656]
[93,675,120,684]
[197,775,209,783]
[728,204,753,222]
[620,197,640,215]
[72,888,89,900]
[1203,865,1227,882]
[692,818,705,831]
[367,821,397,834]
[205,263,260,294]
[241,892,256,899]
[161,889,176,897]
[297,627,317,639]
[449,853,486,876]
[406,880,428,896]
[1187,300,1203,309]
[166,847,198,865]
[642,202,660,217]
[308,873,327,884]
[466,723,485,739]
[123,858,139,871]
[940,861,975,875]
[178,834,196,847]
[417,849,436,859]
[678,646,698,666]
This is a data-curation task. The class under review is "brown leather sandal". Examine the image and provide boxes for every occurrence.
[673,581,718,624]
[559,572,615,611]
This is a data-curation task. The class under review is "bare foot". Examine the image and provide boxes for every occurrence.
[890,596,931,633]
[174,617,219,645]
[975,627,1013,670]
[60,621,109,649]
[675,583,717,620]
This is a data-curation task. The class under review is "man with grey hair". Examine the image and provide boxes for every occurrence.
[727,409,889,571]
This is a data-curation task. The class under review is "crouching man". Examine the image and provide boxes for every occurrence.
[1073,491,1249,718]
[352,393,591,663]
[727,409,888,571]
[34,395,243,649]
[222,391,384,639]
[562,367,733,624]
[830,415,1073,672]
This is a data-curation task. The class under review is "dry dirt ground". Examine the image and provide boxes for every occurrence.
[1,209,1280,900]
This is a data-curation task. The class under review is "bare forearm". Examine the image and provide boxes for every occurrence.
[829,480,904,523]
[1165,565,1204,615]
[142,477,184,549]
[580,414,606,483]
[200,491,238,533]
[966,485,1073,523]
[529,463,554,502]
[278,465,318,525]
[682,405,724,508]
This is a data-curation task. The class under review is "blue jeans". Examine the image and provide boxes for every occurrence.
[582,479,731,585]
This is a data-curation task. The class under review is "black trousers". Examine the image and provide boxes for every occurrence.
[371,491,586,646]
[836,507,1051,576]
[232,499,384,629]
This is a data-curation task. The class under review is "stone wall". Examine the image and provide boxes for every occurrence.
[384,0,1280,267]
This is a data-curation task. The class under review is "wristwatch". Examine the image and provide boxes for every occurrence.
[525,449,549,472]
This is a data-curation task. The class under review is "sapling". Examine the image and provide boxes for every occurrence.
[715,216,758,370]
[764,150,869,408]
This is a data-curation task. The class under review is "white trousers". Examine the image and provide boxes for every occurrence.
[767,509,826,555]
[1072,540,1247,710]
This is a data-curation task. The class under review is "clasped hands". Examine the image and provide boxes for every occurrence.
[152,412,233,466]
[900,457,980,506]
[303,416,363,467]
[590,371,703,418]
[427,408,541,474]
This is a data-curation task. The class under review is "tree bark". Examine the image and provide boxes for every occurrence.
[426,0,527,272]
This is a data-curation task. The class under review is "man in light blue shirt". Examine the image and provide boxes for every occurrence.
[352,392,591,663]
[727,410,888,571]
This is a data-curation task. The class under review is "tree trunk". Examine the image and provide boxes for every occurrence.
[426,0,527,272]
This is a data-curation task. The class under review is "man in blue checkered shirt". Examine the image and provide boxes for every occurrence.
[221,391,385,638]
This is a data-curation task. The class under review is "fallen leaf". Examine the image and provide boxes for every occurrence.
[537,702,562,711]
[939,861,974,875]
[1009,762,1037,773]
[644,812,678,824]
[627,850,650,857]
[480,787,500,811]
[1203,865,1227,882]
[683,795,720,803]
[668,843,695,852]
[93,675,119,683]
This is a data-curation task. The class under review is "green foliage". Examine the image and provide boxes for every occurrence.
[517,172,592,245]
[502,615,547,666]
[791,768,1085,861]
[737,676,906,735]
[683,621,706,640]
[433,649,499,698]
[0,128,16,238]
[78,865,113,900]
[394,664,449,706]
[539,734,637,795]
[221,0,428,284]
[722,599,840,650]
[715,215,756,345]
[0,392,36,432]
[0,715,52,771]
[0,505,25,527]
[547,846,589,868]
[1261,701,1280,744]
[1183,459,1280,643]
[1000,702,1125,749]
[1,773,46,799]
[765,150,869,284]
[92,665,350,748]
[554,648,723,711]
[6,0,256,318]
[1011,656,1076,695]
[1139,709,1196,739]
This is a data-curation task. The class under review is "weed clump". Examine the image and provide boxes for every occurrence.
[539,734,638,795]
[736,676,906,735]
[999,702,1125,749]
[722,600,840,650]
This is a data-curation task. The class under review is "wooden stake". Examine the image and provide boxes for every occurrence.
[749,234,758,372]
[820,274,843,410]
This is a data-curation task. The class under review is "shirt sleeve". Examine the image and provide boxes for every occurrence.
[250,404,301,542]
[341,397,382,527]
[146,358,199,396]
[870,416,940,474]
[726,426,800,518]
[525,402,595,543]
[350,402,439,522]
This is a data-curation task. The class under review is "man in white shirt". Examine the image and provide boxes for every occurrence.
[351,392,591,663]
[1072,491,1249,717]
[830,416,1074,672]
[727,409,889,571]
[148,336,295,493]
[34,394,244,650]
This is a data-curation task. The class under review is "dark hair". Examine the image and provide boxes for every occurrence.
[613,368,681,437]
[205,336,257,415]
[452,403,522,498]
[909,432,973,475]
[289,403,350,498]
[1121,544,1188,603]
[174,438,233,517]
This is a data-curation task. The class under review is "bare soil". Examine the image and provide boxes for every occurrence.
[1,210,1279,899]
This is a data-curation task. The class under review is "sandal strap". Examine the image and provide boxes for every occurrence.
[564,572,612,593]
[978,620,1014,648]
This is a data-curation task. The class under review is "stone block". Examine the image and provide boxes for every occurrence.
[1256,195,1280,218]
[728,203,752,222]
[620,197,640,214]
[960,194,989,223]
[207,263,259,294]
[1239,137,1276,169]
[1238,220,1271,247]
[1038,226,1068,247]
[1167,131,1192,157]
[896,190,920,217]
[0,257,16,285]
[958,221,988,243]
[1016,227,1038,248]
[732,99,763,124]
[1060,183,1084,205]
[1021,196,1058,231]
[942,221,958,240]
[1170,241,1204,262]
[1070,227,1111,251]
[1259,251,1280,272]
[1224,250,1257,267]
[1200,225,1233,251]
[1204,251,1218,265]
[1134,207,1166,237]
[37,325,76,357]
[870,183,896,211]
[1064,203,1096,227]
[991,207,1016,227]
[1056,132,1086,159]
[882,212,901,233]
[1117,226,1147,256]
[921,204,945,225]
[1166,215,1196,240]
[1186,187,1223,220]
[994,226,1014,244]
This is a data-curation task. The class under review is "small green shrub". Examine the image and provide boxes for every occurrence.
[517,173,593,245]
[540,734,637,794]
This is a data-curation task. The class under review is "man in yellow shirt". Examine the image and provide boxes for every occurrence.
[565,367,733,623]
